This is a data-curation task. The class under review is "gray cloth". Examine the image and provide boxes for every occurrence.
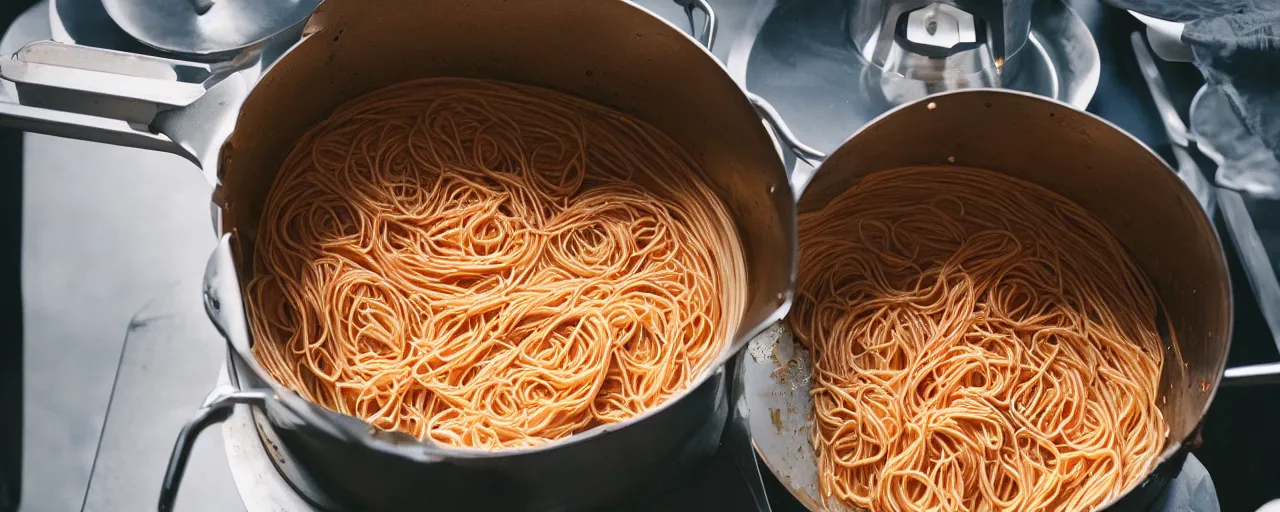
[1106,0,1280,183]
[1108,0,1275,22]
[1152,454,1220,512]
[1191,84,1280,197]
[1184,8,1280,169]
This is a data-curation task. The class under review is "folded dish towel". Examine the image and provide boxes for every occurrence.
[1107,0,1280,197]
[1152,454,1219,512]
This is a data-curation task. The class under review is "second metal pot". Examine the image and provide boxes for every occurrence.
[737,87,1280,512]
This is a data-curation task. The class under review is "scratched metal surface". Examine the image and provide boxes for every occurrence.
[742,323,859,512]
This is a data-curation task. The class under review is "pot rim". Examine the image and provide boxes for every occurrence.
[760,86,1234,512]
[208,0,799,462]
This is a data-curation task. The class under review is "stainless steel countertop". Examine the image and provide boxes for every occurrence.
[2,3,216,511]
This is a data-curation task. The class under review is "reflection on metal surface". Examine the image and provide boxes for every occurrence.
[48,0,156,53]
[1222,361,1280,387]
[849,0,1033,70]
[186,0,215,16]
[99,0,319,59]
[853,1,1002,99]
[729,0,1098,156]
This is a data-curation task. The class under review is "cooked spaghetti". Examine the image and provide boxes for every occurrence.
[245,78,746,449]
[790,166,1167,511]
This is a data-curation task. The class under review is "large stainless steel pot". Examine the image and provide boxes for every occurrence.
[0,1,815,510]
[737,87,1280,512]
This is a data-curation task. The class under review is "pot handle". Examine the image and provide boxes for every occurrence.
[0,40,250,167]
[747,92,829,200]
[0,103,190,158]
[668,0,821,166]
[746,93,826,166]
[670,0,826,196]
[158,386,271,512]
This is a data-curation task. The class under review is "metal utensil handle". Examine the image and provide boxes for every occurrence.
[674,0,717,50]
[1130,32,1214,212]
[1217,186,1280,386]
[1222,363,1280,387]
[1129,32,1189,146]
[0,102,190,160]
[0,41,234,164]
[159,388,271,512]
[0,101,197,164]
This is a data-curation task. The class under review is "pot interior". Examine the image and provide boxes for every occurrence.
[211,0,793,448]
[746,89,1231,510]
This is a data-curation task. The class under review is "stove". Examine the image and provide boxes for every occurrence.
[0,0,1257,511]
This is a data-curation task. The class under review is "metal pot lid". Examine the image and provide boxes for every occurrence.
[100,0,321,58]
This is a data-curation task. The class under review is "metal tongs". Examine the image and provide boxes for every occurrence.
[1129,32,1215,214]
[1131,32,1280,386]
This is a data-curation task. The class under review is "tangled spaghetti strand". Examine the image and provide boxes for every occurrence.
[789,167,1168,511]
[246,78,746,449]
